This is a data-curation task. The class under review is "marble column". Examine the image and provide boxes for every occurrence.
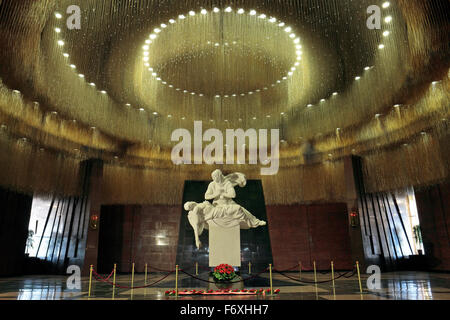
[81,159,104,276]
[344,156,367,269]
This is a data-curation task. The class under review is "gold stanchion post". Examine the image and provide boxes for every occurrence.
[175,265,179,297]
[145,263,148,285]
[88,265,93,298]
[313,261,319,300]
[249,262,252,274]
[112,263,117,299]
[356,261,363,293]
[269,264,273,295]
[331,261,336,299]
[313,261,317,284]
[196,262,198,276]
[331,261,335,288]
[130,262,135,299]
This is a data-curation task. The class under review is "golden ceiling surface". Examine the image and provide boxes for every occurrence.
[0,0,448,202]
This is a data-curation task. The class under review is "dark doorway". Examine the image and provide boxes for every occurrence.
[97,205,125,273]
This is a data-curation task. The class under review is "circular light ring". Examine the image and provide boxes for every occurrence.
[141,8,303,97]
[52,1,394,119]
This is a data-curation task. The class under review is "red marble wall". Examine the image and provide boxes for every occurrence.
[100,203,353,272]
[133,205,181,272]
[98,205,181,273]
[415,182,450,271]
[266,203,353,270]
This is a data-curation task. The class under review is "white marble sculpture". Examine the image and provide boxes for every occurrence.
[184,169,266,249]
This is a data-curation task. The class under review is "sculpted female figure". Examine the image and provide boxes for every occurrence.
[184,169,266,249]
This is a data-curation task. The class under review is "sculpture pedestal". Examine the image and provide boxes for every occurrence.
[208,221,241,267]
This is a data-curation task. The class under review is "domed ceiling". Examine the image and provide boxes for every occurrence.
[0,0,448,198]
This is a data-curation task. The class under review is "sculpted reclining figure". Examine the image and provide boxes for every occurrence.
[184,169,266,249]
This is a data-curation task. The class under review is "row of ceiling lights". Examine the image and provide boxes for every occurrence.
[51,2,393,125]
[141,7,303,97]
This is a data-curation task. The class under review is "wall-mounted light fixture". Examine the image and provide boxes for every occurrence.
[350,209,359,228]
[89,214,99,230]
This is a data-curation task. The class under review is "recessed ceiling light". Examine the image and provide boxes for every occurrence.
[55,12,62,19]
[201,9,207,15]
[249,10,256,16]
[237,9,244,14]
[385,16,392,23]
[225,7,232,13]
[382,2,390,9]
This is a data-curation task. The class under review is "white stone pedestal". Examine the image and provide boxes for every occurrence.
[208,221,241,267]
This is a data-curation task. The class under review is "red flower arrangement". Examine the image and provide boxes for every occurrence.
[164,288,281,296]
[213,264,237,282]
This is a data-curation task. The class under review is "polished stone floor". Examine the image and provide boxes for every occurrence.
[1,271,450,300]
